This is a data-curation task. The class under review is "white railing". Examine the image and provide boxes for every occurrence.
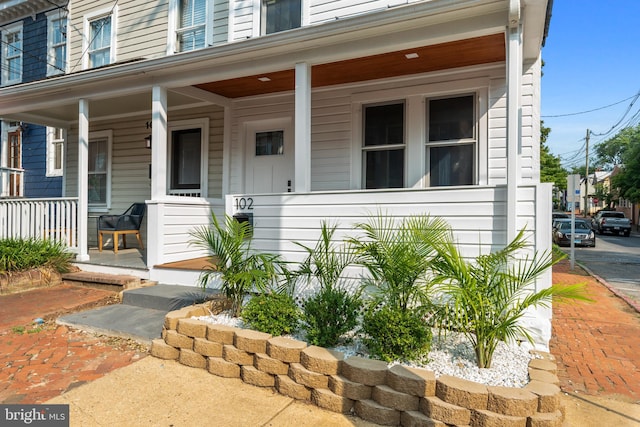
[0,167,24,197]
[0,197,78,248]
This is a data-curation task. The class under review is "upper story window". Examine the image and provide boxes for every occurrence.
[47,12,68,76]
[46,127,65,177]
[83,8,117,69]
[425,95,476,187]
[1,23,23,85]
[362,102,405,189]
[168,0,212,53]
[263,0,301,34]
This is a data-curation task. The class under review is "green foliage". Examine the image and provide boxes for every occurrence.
[190,213,285,316]
[241,292,302,336]
[595,126,635,168]
[430,229,591,368]
[540,142,568,191]
[349,213,450,312]
[0,238,73,273]
[361,305,432,362]
[303,284,362,348]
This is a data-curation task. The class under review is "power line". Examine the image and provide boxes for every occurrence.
[591,91,640,137]
[542,90,640,118]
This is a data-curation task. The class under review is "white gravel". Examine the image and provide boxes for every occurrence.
[193,313,534,388]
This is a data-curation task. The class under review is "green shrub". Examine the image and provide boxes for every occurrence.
[241,293,302,336]
[303,286,361,348]
[0,238,73,273]
[361,305,432,362]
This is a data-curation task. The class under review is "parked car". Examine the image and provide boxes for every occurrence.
[552,218,571,232]
[552,211,569,219]
[591,211,631,237]
[553,219,596,247]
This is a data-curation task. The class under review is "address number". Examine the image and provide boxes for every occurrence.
[234,197,254,210]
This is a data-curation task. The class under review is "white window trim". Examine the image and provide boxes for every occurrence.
[1,22,23,86]
[350,79,489,189]
[88,129,112,212]
[167,0,214,54]
[46,127,65,177]
[252,0,306,37]
[82,6,118,70]
[167,118,209,197]
[46,10,68,76]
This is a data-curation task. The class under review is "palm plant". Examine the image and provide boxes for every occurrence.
[348,213,451,312]
[190,213,284,317]
[430,228,591,368]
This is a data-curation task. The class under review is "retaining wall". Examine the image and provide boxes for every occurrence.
[151,304,563,427]
[0,268,62,294]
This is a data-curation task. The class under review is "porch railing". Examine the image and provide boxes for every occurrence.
[0,167,24,198]
[0,197,78,249]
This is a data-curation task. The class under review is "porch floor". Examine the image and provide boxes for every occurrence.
[77,248,147,270]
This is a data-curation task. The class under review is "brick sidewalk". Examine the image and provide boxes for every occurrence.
[550,260,640,401]
[0,285,147,404]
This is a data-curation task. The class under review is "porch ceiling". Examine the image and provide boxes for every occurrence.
[195,34,505,98]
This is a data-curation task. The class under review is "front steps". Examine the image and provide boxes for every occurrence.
[61,271,148,293]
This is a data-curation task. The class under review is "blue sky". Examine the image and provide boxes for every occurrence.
[541,1,640,170]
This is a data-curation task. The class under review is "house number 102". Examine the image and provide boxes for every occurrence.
[234,197,253,210]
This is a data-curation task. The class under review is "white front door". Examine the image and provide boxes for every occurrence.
[245,118,294,193]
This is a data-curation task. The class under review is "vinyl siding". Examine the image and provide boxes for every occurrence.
[22,125,63,198]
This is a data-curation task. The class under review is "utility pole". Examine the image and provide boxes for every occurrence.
[584,129,590,217]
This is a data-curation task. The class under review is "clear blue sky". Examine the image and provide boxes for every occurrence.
[541,1,640,170]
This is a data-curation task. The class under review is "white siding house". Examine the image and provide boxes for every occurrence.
[0,0,555,347]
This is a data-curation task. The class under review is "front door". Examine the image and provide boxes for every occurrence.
[245,118,294,193]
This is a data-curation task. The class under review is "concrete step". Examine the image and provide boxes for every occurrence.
[122,284,219,311]
[62,271,143,293]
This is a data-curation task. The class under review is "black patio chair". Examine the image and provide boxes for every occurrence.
[97,203,146,253]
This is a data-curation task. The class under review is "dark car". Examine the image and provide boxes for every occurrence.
[552,211,569,219]
[553,219,596,247]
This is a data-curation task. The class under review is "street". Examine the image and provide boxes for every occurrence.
[561,231,640,305]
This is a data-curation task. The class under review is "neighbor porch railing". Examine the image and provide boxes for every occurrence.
[0,197,78,249]
[0,167,24,197]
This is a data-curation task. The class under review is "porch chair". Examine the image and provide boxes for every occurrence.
[97,203,146,253]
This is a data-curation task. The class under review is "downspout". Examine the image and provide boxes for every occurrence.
[506,0,521,243]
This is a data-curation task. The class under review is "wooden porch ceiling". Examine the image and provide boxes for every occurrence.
[195,34,505,99]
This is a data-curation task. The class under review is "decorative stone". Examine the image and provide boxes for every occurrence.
[289,363,329,389]
[164,307,191,330]
[420,396,471,426]
[241,365,275,387]
[470,409,526,427]
[164,330,193,350]
[372,385,419,411]
[207,356,241,378]
[276,374,312,401]
[267,336,307,363]
[528,358,557,375]
[234,329,272,354]
[206,324,240,345]
[528,369,560,385]
[179,349,206,369]
[193,337,223,357]
[487,386,538,417]
[524,381,561,413]
[436,375,489,410]
[354,399,401,426]
[312,388,354,414]
[150,339,179,360]
[177,318,207,338]
[328,375,372,400]
[254,353,289,375]
[527,410,563,427]
[387,364,436,397]
[401,411,446,427]
[223,344,254,365]
[341,356,388,386]
[529,350,556,362]
[300,346,344,375]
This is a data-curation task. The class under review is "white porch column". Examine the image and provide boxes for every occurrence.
[147,85,168,268]
[506,1,522,243]
[294,62,311,192]
[76,99,90,261]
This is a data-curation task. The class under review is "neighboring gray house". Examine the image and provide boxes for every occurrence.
[0,0,555,348]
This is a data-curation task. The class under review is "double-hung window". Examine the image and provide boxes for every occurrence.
[262,0,301,35]
[168,119,209,197]
[362,102,405,189]
[88,131,112,208]
[84,8,116,69]
[177,0,206,52]
[2,23,23,85]
[425,95,476,187]
[47,12,67,76]
[46,127,65,177]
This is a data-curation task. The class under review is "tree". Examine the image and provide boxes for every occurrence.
[610,125,640,203]
[595,126,635,168]
[539,121,567,190]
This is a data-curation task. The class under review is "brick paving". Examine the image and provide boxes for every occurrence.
[550,259,640,401]
[0,285,148,404]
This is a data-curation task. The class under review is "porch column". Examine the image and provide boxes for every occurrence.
[294,62,311,192]
[77,99,90,261]
[506,0,522,243]
[147,85,168,268]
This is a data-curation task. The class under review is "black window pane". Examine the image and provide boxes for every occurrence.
[265,0,301,34]
[428,96,474,141]
[429,144,473,187]
[364,103,404,147]
[172,129,201,189]
[256,131,284,155]
[365,149,404,189]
